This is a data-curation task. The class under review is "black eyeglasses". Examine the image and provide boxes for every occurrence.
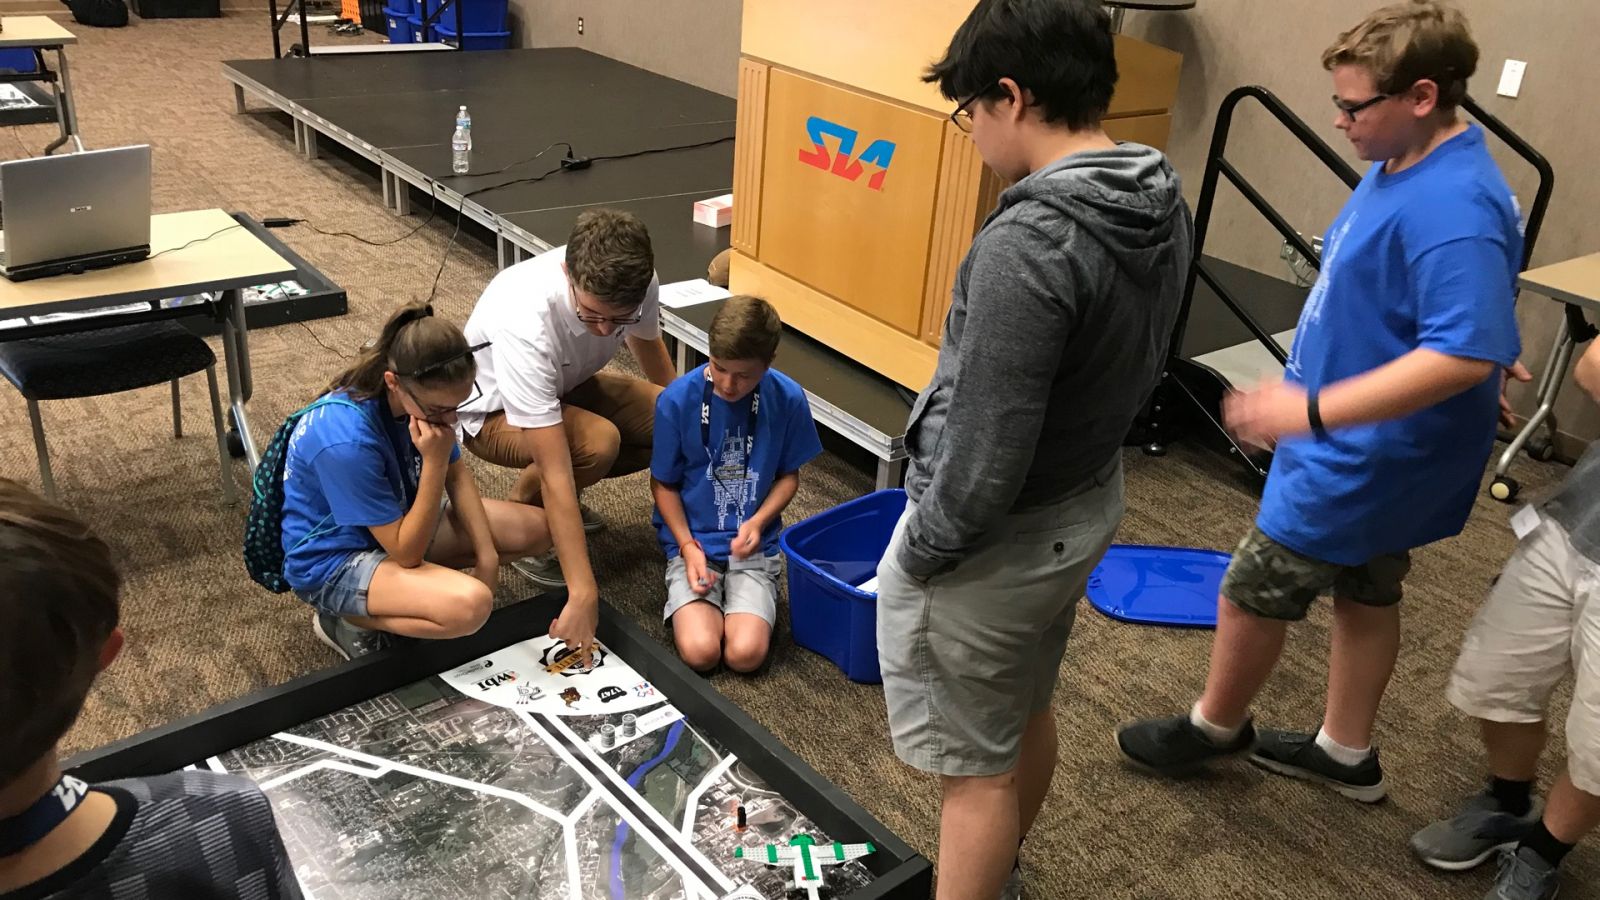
[403,340,492,379]
[950,92,984,133]
[572,296,643,326]
[400,379,483,420]
[1332,92,1392,120]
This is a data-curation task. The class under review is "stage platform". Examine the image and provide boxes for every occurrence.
[223,48,735,282]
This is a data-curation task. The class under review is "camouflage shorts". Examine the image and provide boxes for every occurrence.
[1218,526,1411,621]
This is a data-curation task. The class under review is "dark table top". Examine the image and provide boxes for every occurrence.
[505,195,731,284]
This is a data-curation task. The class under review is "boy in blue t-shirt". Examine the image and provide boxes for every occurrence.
[651,296,822,673]
[1119,2,1522,802]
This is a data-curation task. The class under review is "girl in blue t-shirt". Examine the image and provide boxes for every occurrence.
[282,302,551,658]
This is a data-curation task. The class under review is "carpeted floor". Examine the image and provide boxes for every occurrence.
[8,13,1596,899]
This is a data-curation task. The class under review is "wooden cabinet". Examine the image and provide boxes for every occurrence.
[731,0,1181,389]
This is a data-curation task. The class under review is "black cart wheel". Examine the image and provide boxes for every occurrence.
[1490,476,1520,503]
[227,430,246,459]
[1527,440,1557,463]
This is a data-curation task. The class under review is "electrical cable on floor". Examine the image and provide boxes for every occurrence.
[296,320,353,359]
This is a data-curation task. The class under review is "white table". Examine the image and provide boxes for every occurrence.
[0,16,82,154]
[0,209,298,473]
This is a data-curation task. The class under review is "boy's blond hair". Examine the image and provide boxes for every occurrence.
[1323,0,1477,110]
[709,296,782,364]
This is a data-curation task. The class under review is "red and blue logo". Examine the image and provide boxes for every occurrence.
[798,116,897,191]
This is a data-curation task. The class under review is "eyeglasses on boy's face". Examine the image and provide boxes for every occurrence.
[950,92,984,133]
[1332,91,1393,121]
[569,281,644,326]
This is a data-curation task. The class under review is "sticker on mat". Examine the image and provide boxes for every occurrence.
[439,636,661,716]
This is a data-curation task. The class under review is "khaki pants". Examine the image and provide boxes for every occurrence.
[465,372,660,506]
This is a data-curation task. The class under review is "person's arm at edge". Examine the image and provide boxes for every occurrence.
[444,458,501,592]
[627,334,677,388]
[520,422,599,656]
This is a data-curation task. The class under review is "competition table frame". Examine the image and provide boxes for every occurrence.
[0,209,297,473]
[63,594,933,900]
[0,16,82,154]
[1493,253,1600,499]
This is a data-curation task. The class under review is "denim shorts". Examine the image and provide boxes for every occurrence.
[295,549,386,618]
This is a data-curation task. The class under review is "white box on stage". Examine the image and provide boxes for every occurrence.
[693,193,733,229]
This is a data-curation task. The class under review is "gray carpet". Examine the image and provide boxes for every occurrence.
[6,13,1594,899]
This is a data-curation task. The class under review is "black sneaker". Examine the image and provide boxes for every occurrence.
[1487,846,1561,900]
[1248,729,1387,803]
[311,611,392,660]
[1115,713,1257,775]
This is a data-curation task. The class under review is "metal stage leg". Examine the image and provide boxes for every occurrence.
[674,337,691,373]
[1496,316,1572,480]
[875,458,905,491]
[293,119,304,154]
[394,180,412,216]
[219,288,260,472]
[303,125,319,160]
[382,170,394,210]
[233,83,246,115]
[497,234,508,270]
[513,244,526,264]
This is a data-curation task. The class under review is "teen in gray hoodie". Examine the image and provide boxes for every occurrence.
[872,1,1192,898]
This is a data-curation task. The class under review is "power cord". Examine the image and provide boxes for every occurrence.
[148,223,244,259]
[296,320,353,359]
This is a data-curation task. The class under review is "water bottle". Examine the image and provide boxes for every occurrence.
[451,125,470,175]
[455,105,472,151]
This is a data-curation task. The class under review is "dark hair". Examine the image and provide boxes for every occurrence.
[709,295,782,364]
[0,479,121,784]
[566,208,656,308]
[1323,0,1477,110]
[925,0,1118,131]
[327,302,474,399]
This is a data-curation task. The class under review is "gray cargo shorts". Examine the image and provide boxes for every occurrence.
[875,459,1123,777]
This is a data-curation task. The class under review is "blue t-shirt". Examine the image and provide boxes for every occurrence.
[1258,125,1522,566]
[651,365,822,561]
[280,391,461,592]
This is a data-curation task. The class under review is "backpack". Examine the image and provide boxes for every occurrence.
[243,397,363,593]
[64,0,128,28]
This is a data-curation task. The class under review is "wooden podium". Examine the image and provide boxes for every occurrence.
[729,0,1182,389]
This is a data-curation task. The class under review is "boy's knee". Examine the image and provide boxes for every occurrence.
[570,422,622,475]
[439,580,492,637]
[676,634,722,672]
[723,636,769,673]
[510,508,552,556]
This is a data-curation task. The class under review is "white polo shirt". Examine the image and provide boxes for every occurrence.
[458,246,661,435]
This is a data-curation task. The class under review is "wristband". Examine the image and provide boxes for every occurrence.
[1307,389,1329,440]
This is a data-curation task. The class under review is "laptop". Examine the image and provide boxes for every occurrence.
[0,145,152,282]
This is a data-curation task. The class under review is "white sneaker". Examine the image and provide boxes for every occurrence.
[511,552,565,588]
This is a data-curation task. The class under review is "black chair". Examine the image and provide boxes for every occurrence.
[0,319,235,502]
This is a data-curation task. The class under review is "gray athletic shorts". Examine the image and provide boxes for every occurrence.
[663,553,782,626]
[876,459,1123,777]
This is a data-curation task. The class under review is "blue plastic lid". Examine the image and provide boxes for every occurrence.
[1085,544,1230,629]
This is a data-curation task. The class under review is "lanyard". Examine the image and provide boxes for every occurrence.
[701,369,759,521]
[0,774,89,856]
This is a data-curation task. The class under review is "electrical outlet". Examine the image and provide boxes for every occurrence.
[577,16,584,35]
[1497,59,1526,98]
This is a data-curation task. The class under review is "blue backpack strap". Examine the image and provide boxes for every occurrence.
[251,395,367,501]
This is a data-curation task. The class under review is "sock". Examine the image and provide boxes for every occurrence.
[1489,776,1535,817]
[1314,727,1373,766]
[1519,819,1575,868]
[1190,702,1245,744]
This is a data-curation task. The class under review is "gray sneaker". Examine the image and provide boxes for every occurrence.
[1486,846,1561,900]
[999,860,1023,900]
[511,551,565,588]
[580,503,605,533]
[1412,788,1542,871]
[311,611,392,660]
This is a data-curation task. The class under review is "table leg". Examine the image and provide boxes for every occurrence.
[875,458,905,491]
[219,288,260,472]
[55,48,83,152]
[232,82,247,115]
[1496,315,1572,479]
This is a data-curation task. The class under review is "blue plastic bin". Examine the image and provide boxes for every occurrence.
[778,489,906,684]
[0,50,38,74]
[383,6,413,43]
[407,14,433,43]
[434,22,511,50]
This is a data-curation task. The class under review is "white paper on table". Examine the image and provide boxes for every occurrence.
[29,303,151,325]
[659,278,732,309]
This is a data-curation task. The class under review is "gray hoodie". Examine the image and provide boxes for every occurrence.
[896,144,1192,579]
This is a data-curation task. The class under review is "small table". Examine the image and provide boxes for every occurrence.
[0,16,82,154]
[1490,253,1600,501]
[0,209,298,472]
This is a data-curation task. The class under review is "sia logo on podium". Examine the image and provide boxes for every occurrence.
[798,116,897,191]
